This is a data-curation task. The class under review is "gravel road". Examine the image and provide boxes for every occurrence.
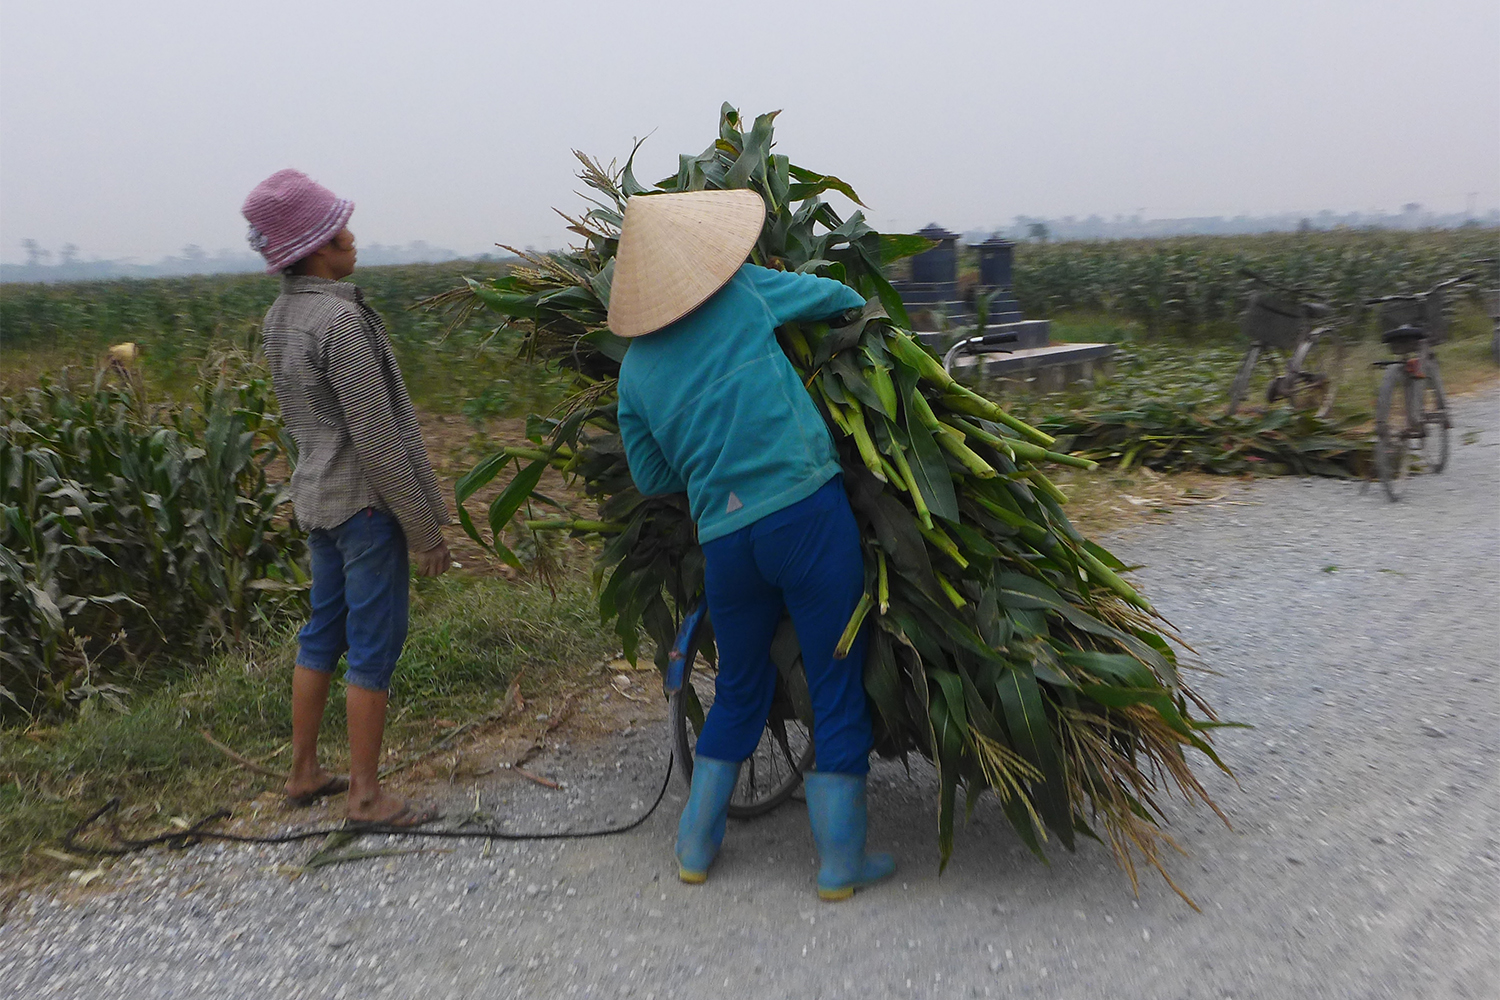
[4,390,1497,1000]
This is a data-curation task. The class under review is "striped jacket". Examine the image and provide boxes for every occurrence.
[261,275,447,552]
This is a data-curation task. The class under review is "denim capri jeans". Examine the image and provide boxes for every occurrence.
[296,507,409,692]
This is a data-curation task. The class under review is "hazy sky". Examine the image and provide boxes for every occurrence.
[1,0,1496,263]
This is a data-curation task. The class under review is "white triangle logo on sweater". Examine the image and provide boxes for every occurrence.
[726,492,744,513]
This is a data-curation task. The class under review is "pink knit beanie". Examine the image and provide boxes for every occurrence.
[241,169,355,274]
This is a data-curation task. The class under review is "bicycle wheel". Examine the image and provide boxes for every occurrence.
[1287,328,1343,417]
[670,613,814,819]
[1413,357,1450,474]
[1225,345,1261,415]
[1374,364,1413,500]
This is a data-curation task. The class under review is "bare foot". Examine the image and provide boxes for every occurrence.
[346,790,431,825]
[284,768,348,805]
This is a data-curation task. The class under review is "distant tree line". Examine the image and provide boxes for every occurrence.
[1,240,504,284]
[972,205,1500,244]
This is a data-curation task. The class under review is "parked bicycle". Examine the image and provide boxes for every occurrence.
[1226,269,1344,417]
[1366,273,1471,501]
[665,602,813,817]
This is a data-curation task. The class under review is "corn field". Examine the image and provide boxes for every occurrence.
[0,262,543,417]
[1010,229,1498,335]
[0,362,307,719]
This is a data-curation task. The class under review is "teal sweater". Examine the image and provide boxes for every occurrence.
[617,263,866,543]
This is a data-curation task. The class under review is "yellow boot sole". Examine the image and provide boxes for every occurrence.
[679,867,708,885]
[817,885,855,902]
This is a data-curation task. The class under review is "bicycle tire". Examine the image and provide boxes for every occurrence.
[1374,363,1412,501]
[1418,357,1450,474]
[669,613,813,819]
[1288,327,1343,418]
[1226,345,1261,416]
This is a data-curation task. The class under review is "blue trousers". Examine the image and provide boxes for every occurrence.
[698,476,873,775]
[297,507,410,692]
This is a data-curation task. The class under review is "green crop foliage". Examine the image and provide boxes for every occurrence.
[0,362,308,719]
[0,261,567,419]
[1010,229,1498,337]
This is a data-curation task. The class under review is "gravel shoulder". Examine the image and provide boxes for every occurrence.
[4,390,1497,1000]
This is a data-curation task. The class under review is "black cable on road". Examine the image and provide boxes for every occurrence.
[62,752,675,858]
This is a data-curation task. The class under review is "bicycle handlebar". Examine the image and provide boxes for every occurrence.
[942,330,1020,374]
[1364,273,1477,306]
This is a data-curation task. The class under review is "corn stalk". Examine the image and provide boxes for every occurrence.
[0,361,308,719]
[442,104,1233,896]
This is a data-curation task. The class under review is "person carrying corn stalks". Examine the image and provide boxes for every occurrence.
[609,189,895,901]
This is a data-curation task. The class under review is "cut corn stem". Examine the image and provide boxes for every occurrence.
[936,572,967,608]
[524,518,625,533]
[876,549,890,614]
[1026,469,1070,506]
[845,398,888,482]
[833,592,874,658]
[906,387,945,433]
[918,521,969,569]
[934,427,999,478]
[880,456,909,492]
[887,442,933,528]
[1002,434,1097,471]
[781,322,813,367]
[1079,549,1154,612]
[974,495,1051,546]
[940,387,1056,448]
[866,362,899,417]
[944,415,1016,462]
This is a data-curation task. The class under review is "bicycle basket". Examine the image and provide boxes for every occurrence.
[1241,294,1307,350]
[1379,294,1448,345]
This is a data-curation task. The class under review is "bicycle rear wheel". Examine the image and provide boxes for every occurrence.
[1412,358,1450,474]
[670,613,814,819]
[1287,328,1343,417]
[1374,364,1414,500]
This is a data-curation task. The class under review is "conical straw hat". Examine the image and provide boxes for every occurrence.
[607,189,766,338]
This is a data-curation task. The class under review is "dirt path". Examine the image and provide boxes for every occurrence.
[3,391,1497,1000]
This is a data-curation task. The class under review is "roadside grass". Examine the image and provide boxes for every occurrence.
[0,560,617,886]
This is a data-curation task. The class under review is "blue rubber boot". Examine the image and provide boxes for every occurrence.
[675,756,740,884]
[804,771,896,901]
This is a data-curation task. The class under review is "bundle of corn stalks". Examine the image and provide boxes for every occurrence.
[1043,403,1372,477]
[440,105,1232,898]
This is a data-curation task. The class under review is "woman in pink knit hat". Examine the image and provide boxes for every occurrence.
[244,169,450,828]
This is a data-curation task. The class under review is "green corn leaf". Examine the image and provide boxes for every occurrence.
[485,460,547,569]
[879,233,938,263]
[995,663,1073,848]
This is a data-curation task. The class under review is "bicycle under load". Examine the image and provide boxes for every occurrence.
[664,601,815,818]
[1366,274,1470,501]
[1226,270,1345,417]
